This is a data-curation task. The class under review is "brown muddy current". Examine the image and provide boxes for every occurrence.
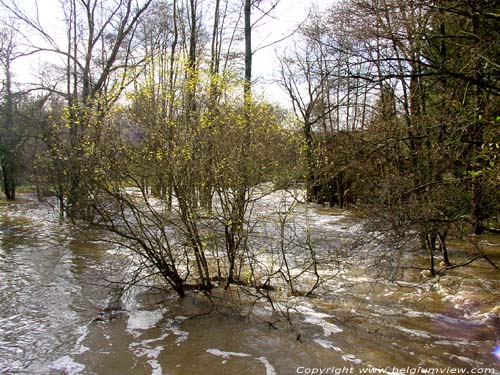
[1,196,499,374]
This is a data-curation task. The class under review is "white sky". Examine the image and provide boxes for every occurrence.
[252,0,332,106]
[7,0,333,107]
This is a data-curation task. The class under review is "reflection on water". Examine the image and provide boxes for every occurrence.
[0,196,499,374]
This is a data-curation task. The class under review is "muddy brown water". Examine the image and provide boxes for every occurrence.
[1,196,499,374]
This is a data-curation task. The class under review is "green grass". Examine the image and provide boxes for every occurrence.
[15,186,38,194]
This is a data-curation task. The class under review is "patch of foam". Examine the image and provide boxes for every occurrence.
[106,247,124,256]
[314,338,343,352]
[342,353,363,364]
[404,309,480,326]
[471,305,500,325]
[131,337,166,375]
[133,332,170,347]
[256,357,277,375]
[170,317,189,345]
[438,288,478,318]
[207,349,276,374]
[74,325,89,354]
[127,309,165,336]
[336,223,364,234]
[394,326,431,339]
[148,359,163,375]
[295,304,343,336]
[52,355,85,374]
[344,275,375,284]
[446,353,484,367]
[136,346,163,358]
[435,340,479,348]
[312,215,348,227]
[207,348,252,359]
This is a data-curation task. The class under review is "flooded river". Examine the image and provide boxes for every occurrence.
[1,195,499,374]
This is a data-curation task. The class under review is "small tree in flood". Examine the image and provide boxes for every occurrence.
[207,100,292,287]
[78,68,297,298]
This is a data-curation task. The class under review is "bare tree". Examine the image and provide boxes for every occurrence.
[1,0,154,216]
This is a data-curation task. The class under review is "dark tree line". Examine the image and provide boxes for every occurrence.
[280,0,500,275]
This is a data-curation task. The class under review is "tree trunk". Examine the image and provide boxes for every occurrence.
[1,48,16,201]
[1,159,16,200]
[244,0,252,100]
[425,233,436,276]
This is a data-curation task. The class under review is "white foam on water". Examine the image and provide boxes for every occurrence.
[74,325,90,354]
[144,346,163,375]
[106,246,124,256]
[127,309,165,336]
[394,326,431,338]
[336,223,364,234]
[446,353,484,367]
[256,356,277,375]
[148,359,163,375]
[207,349,276,374]
[167,316,189,345]
[129,313,190,375]
[295,304,343,335]
[404,309,480,326]
[342,353,363,364]
[314,338,343,352]
[206,348,252,359]
[435,340,479,348]
[438,288,479,318]
[131,340,166,375]
[50,325,89,374]
[52,355,85,374]
[471,304,500,325]
[134,332,170,347]
[313,215,348,227]
[137,346,163,358]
